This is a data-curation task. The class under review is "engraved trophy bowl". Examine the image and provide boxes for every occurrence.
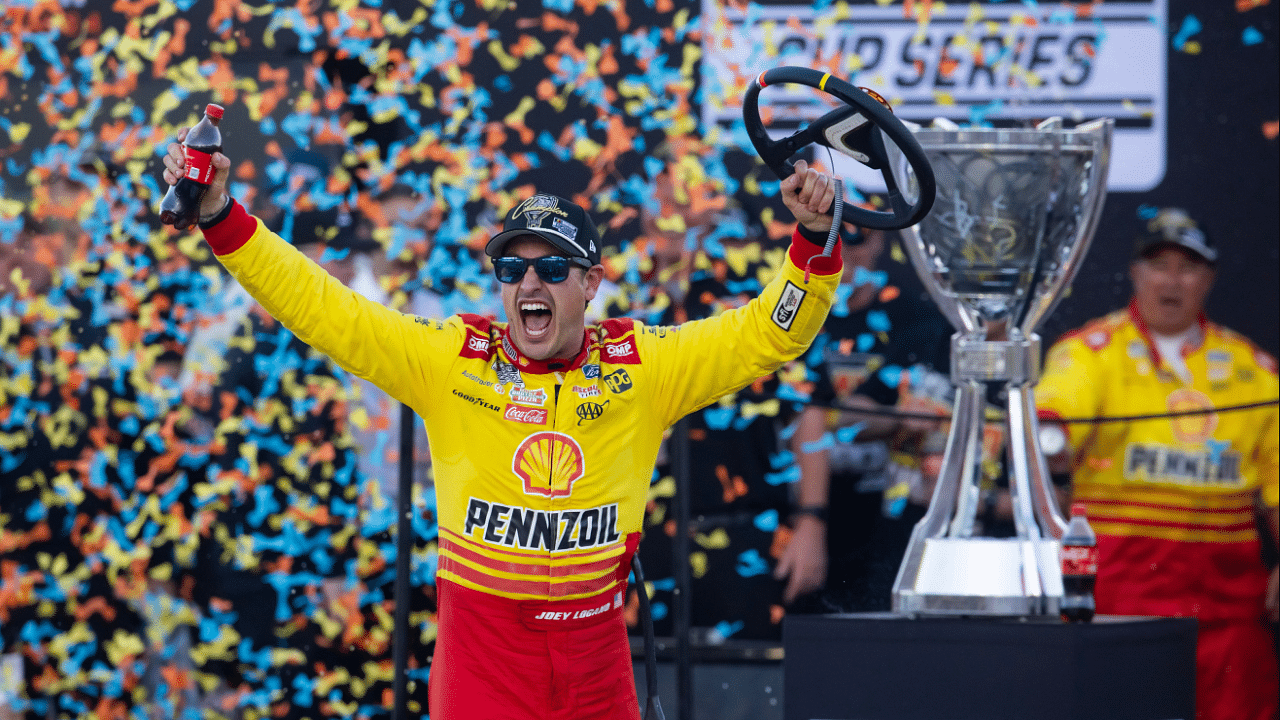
[885,117,1114,616]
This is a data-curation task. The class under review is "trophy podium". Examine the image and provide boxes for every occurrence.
[888,118,1114,616]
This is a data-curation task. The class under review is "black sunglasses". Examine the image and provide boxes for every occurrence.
[493,255,590,284]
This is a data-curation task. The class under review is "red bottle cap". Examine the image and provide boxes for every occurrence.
[205,104,225,119]
[1071,502,1087,517]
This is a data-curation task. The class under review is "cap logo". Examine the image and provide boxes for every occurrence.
[507,194,591,259]
[513,194,568,229]
[1176,227,1205,247]
[552,216,579,241]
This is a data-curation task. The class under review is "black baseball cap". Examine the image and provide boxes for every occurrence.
[1133,208,1217,264]
[485,193,602,265]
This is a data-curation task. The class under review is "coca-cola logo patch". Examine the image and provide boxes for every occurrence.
[771,281,806,331]
[1060,545,1098,576]
[504,404,548,425]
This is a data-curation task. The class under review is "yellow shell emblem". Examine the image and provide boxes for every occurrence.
[513,431,585,498]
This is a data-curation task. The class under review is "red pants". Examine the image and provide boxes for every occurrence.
[430,579,642,720]
[1195,619,1279,720]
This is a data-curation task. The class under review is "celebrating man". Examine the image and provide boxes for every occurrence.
[162,133,845,720]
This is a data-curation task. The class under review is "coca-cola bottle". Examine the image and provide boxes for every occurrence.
[159,104,224,230]
[1060,502,1097,623]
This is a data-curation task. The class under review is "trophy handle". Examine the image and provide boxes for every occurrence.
[1015,118,1114,336]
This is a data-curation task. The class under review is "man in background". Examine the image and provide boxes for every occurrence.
[1037,208,1279,720]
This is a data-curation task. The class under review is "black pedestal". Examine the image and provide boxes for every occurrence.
[784,613,1196,720]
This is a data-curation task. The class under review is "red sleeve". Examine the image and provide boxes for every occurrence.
[201,200,257,256]
[788,226,842,275]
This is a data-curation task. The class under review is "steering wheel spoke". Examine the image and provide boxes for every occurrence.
[743,67,936,231]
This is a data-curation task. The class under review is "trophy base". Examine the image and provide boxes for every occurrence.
[893,537,1064,616]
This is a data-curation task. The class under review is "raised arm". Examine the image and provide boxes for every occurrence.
[645,160,847,425]
[161,133,454,419]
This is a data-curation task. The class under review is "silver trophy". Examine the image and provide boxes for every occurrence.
[887,117,1114,615]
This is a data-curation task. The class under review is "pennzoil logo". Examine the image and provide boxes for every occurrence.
[576,400,609,425]
[465,497,622,551]
[513,431,585,497]
[1125,442,1242,488]
[772,281,806,330]
[509,387,547,407]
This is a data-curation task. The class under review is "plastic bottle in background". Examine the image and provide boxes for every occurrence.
[1060,502,1097,623]
[159,104,224,230]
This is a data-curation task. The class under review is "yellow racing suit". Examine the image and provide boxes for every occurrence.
[1036,301,1279,720]
[201,199,842,719]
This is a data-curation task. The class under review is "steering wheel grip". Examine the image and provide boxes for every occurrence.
[743,66,936,231]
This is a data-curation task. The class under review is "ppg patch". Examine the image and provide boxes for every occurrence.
[772,281,807,331]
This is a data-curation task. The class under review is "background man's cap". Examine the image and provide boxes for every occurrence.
[485,194,602,265]
[1134,207,1217,264]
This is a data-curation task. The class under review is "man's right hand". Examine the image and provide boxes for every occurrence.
[775,514,828,604]
[162,127,232,220]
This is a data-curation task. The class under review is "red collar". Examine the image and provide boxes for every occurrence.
[1127,298,1207,365]
[497,326,594,374]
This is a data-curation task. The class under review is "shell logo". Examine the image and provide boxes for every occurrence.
[513,431,585,498]
[1167,388,1217,443]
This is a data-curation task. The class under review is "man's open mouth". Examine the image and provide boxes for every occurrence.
[521,300,552,337]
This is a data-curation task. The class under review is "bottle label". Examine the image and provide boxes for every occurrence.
[1060,544,1098,576]
[184,147,215,185]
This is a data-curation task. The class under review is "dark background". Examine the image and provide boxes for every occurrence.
[1036,0,1279,354]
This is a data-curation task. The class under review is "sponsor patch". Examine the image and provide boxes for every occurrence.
[603,368,633,394]
[552,216,579,240]
[460,329,492,359]
[494,360,524,387]
[509,387,548,407]
[582,363,601,379]
[576,400,609,425]
[771,281,806,330]
[512,431,585,497]
[461,370,504,394]
[602,337,641,364]
[465,497,621,551]
[504,404,548,425]
[452,388,501,413]
[414,316,444,329]
[572,384,602,398]
[1084,330,1111,351]
[1124,442,1242,488]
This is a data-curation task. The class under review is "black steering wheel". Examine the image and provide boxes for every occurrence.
[743,66,935,231]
